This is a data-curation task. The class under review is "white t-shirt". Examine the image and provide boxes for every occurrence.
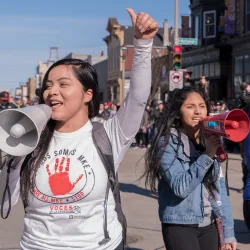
[21,118,130,250]
[0,38,153,250]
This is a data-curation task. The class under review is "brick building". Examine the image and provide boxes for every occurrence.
[103,18,172,105]
[184,0,250,102]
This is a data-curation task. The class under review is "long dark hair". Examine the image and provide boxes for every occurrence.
[144,86,215,194]
[16,59,99,207]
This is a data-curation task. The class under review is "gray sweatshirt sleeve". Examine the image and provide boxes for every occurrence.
[116,38,153,137]
[104,38,153,168]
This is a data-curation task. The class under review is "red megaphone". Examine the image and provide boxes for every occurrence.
[199,109,249,162]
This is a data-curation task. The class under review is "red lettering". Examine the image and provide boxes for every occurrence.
[41,195,48,201]
[71,192,84,201]
[50,198,63,203]
[33,189,41,198]
[50,205,73,212]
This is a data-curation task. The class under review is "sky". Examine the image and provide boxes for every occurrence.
[0,0,190,91]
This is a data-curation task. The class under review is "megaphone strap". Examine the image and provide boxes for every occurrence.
[1,159,13,219]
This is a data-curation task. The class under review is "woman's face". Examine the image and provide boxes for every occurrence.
[43,65,93,122]
[180,92,207,130]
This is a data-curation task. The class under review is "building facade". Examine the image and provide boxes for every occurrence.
[183,0,235,101]
[231,0,250,98]
[36,61,52,88]
[185,0,250,101]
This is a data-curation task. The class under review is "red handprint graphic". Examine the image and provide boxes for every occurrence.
[46,157,83,196]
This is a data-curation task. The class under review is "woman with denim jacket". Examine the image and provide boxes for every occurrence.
[144,87,237,250]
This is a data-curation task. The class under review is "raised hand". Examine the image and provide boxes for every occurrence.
[126,8,158,40]
[46,157,83,195]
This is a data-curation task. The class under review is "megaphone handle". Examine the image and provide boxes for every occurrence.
[216,146,227,163]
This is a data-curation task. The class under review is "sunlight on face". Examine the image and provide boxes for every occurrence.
[180,92,207,130]
[43,65,92,122]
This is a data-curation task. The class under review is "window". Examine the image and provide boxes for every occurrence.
[246,0,250,32]
[234,76,243,97]
[209,63,215,77]
[235,56,244,74]
[215,62,220,76]
[245,55,250,73]
[203,11,216,38]
[245,75,250,82]
[233,55,250,97]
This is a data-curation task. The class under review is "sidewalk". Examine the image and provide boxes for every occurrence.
[0,150,249,250]
[121,151,250,250]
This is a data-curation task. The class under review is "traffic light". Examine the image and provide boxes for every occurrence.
[185,71,192,79]
[173,45,182,70]
[184,71,194,87]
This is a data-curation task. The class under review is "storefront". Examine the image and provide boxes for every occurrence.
[183,46,229,101]
[231,33,250,98]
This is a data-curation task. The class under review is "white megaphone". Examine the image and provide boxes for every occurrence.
[0,104,52,156]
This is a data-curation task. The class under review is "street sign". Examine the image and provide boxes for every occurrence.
[169,70,183,91]
[177,38,198,46]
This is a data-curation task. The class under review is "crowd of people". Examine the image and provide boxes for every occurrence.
[0,91,39,111]
[209,100,229,114]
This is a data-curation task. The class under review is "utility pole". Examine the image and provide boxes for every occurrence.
[122,57,125,102]
[174,0,179,45]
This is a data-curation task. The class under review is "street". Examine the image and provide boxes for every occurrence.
[0,149,250,250]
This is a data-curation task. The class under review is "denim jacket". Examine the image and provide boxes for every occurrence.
[158,129,236,243]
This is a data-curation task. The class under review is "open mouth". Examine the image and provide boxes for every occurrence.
[50,101,63,109]
[192,117,202,121]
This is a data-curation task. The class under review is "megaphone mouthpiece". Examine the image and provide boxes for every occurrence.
[225,120,239,129]
[10,124,26,138]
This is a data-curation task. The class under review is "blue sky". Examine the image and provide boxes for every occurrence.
[0,0,190,90]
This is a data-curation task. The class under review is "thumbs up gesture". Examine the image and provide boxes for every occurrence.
[126,8,158,40]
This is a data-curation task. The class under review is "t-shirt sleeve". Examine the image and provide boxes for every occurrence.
[104,38,153,171]
[0,157,24,216]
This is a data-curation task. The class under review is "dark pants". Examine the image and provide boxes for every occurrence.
[242,162,248,188]
[135,131,148,147]
[243,200,250,231]
[162,223,219,250]
[114,240,124,250]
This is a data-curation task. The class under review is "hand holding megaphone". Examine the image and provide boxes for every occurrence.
[204,135,222,159]
[0,104,52,156]
[199,109,250,162]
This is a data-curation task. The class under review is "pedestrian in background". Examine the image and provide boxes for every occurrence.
[143,86,237,250]
[15,96,25,108]
[0,91,17,111]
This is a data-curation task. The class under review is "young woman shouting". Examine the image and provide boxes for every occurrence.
[0,8,158,250]
[144,87,237,250]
